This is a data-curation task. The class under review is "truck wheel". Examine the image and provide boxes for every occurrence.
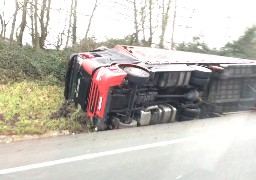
[181,107,201,118]
[190,65,212,79]
[179,115,195,121]
[124,67,150,85]
[94,118,107,131]
[190,76,209,87]
[119,119,137,128]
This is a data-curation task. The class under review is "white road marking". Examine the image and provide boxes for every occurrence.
[176,175,183,179]
[0,137,191,175]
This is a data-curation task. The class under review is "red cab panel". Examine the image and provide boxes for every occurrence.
[87,66,127,118]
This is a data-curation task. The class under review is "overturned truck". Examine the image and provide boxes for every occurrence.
[65,45,256,130]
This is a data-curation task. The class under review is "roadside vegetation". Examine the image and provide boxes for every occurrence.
[0,81,88,135]
[175,26,256,59]
[0,39,89,135]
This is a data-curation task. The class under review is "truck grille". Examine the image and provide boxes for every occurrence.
[87,81,100,117]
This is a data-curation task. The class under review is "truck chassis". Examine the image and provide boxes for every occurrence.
[65,45,256,130]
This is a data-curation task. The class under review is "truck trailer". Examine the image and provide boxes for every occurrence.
[64,45,256,130]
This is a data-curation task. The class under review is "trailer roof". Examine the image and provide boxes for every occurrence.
[116,45,256,65]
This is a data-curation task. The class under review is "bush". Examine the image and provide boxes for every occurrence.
[0,40,92,135]
[0,39,70,83]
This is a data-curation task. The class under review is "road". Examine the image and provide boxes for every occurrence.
[0,111,256,180]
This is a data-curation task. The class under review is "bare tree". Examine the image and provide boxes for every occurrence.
[10,0,19,41]
[39,0,51,49]
[133,0,139,44]
[33,0,40,48]
[159,0,171,49]
[65,0,74,48]
[54,32,64,50]
[0,0,6,38]
[84,0,98,40]
[17,0,28,46]
[57,9,68,49]
[72,0,77,46]
[30,0,35,46]
[0,14,4,38]
[140,0,147,44]
[131,0,161,47]
[65,0,78,47]
[171,0,177,50]
[148,0,153,47]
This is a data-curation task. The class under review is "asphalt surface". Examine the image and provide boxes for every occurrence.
[0,111,256,180]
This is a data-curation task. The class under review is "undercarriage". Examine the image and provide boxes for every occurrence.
[65,45,256,131]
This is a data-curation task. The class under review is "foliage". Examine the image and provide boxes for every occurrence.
[0,81,62,120]
[0,39,70,83]
[0,38,95,135]
[0,119,83,135]
[99,36,133,48]
[175,26,256,60]
[72,35,144,52]
[219,26,256,59]
[72,37,98,52]
[175,37,218,55]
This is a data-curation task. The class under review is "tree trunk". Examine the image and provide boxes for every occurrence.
[140,0,147,44]
[0,0,6,38]
[159,0,171,49]
[34,0,40,49]
[72,0,77,46]
[17,0,28,46]
[10,0,19,41]
[30,0,35,46]
[133,0,139,44]
[0,14,3,38]
[85,0,98,40]
[39,0,51,49]
[148,0,153,47]
[171,0,177,50]
[65,0,74,48]
[55,32,64,50]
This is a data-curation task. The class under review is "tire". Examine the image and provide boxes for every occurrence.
[119,120,137,129]
[94,118,107,131]
[181,107,201,118]
[190,65,212,79]
[179,114,195,121]
[123,67,150,85]
[190,76,209,87]
[110,116,120,130]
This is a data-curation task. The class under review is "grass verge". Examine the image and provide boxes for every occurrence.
[0,81,88,135]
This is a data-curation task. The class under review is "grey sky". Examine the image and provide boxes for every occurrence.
[1,0,256,49]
